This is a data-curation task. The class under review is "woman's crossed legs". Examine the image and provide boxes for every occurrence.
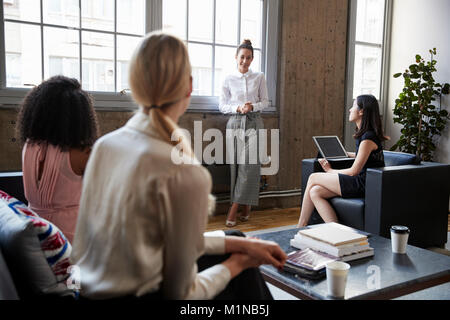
[297,172,342,227]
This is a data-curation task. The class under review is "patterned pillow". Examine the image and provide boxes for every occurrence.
[0,190,75,298]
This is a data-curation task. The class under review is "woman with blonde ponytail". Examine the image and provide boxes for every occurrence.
[71,32,286,300]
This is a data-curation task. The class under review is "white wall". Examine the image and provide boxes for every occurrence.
[386,0,450,164]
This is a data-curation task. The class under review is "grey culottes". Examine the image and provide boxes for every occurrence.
[226,112,264,206]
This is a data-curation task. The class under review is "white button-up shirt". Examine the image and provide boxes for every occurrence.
[219,69,269,114]
[71,111,229,300]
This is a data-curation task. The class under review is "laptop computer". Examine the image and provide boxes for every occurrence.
[312,136,353,160]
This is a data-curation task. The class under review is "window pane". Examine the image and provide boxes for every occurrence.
[117,35,142,92]
[163,0,187,40]
[43,0,79,28]
[82,31,114,91]
[117,0,145,35]
[252,49,261,73]
[3,0,40,23]
[214,46,237,96]
[241,0,263,49]
[44,27,80,80]
[5,22,41,87]
[81,0,114,32]
[48,56,79,80]
[355,0,385,44]
[216,0,238,45]
[189,43,212,96]
[188,0,213,42]
[353,45,382,99]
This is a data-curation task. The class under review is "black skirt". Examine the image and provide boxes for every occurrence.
[338,172,366,198]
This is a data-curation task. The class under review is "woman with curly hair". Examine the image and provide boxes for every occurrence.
[16,75,99,242]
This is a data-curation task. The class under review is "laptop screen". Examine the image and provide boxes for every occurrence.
[313,136,347,159]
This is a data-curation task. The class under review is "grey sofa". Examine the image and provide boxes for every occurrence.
[0,172,75,300]
[0,173,23,299]
[301,151,450,248]
[0,246,19,300]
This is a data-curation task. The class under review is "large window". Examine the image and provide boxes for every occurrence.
[0,0,144,108]
[163,0,263,97]
[344,0,392,147]
[0,0,279,111]
[347,0,391,103]
[162,0,278,111]
[353,0,385,99]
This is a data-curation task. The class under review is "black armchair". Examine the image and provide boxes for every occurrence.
[0,172,26,204]
[301,151,450,248]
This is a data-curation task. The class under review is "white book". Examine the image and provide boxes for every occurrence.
[298,222,367,246]
[296,233,369,249]
[287,243,375,264]
[291,233,370,257]
[339,248,374,262]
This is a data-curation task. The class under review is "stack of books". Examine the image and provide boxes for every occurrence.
[290,222,374,263]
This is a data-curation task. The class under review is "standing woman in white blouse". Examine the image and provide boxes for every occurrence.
[220,39,269,227]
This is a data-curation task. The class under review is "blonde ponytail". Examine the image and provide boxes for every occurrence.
[129,31,215,214]
[150,107,194,159]
[129,31,192,150]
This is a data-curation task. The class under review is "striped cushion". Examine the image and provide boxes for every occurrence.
[0,190,74,296]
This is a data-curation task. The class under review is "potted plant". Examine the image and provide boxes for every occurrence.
[390,48,450,161]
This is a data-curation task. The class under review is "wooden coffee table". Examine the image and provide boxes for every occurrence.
[255,227,450,300]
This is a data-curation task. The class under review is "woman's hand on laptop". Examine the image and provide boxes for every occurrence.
[347,151,356,158]
[318,158,331,172]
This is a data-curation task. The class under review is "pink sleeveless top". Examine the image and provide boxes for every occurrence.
[22,142,82,243]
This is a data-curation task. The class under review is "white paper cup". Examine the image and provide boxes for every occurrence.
[390,226,410,254]
[326,261,350,298]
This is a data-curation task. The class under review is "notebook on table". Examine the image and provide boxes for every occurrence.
[298,222,368,246]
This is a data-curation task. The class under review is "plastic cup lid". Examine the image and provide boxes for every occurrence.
[390,225,410,234]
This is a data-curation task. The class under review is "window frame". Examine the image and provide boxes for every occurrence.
[0,0,151,110]
[0,0,279,112]
[344,0,392,148]
[169,0,278,112]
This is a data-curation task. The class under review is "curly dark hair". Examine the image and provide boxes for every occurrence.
[16,75,99,151]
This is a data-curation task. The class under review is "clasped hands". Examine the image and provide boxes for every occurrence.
[236,102,254,114]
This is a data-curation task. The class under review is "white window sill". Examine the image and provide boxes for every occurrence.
[0,88,278,114]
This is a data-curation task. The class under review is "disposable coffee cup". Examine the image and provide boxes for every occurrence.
[390,226,410,254]
[326,261,350,298]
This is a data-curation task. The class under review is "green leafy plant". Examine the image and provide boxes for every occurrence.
[391,48,450,161]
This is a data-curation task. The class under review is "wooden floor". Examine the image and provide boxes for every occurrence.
[206,207,300,233]
[207,207,450,233]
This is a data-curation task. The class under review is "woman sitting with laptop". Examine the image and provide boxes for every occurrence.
[297,94,388,227]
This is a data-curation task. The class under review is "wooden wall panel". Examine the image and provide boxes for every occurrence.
[0,108,22,171]
[0,107,279,214]
[0,109,278,186]
[277,0,348,195]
